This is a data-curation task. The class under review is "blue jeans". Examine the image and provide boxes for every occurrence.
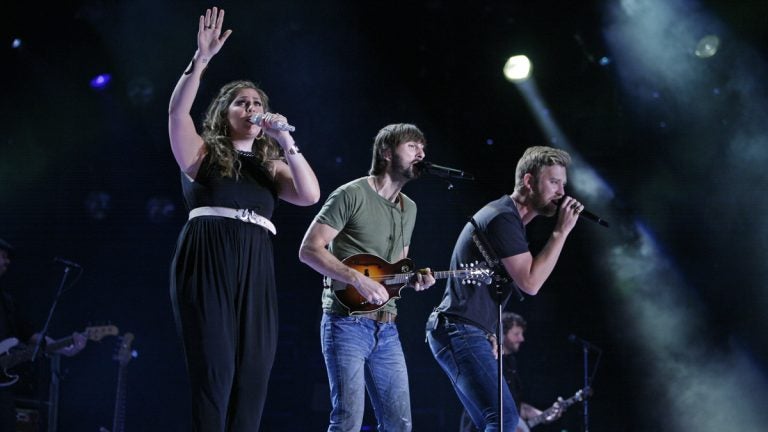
[426,315,519,432]
[321,312,412,432]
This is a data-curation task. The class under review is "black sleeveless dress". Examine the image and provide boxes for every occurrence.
[170,152,279,431]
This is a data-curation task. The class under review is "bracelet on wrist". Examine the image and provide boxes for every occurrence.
[285,145,301,156]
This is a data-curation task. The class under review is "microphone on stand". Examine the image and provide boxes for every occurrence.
[568,334,602,353]
[248,114,296,132]
[415,161,475,180]
[53,257,81,268]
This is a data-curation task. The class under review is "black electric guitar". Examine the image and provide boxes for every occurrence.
[0,325,119,387]
[516,387,593,432]
[332,253,492,314]
[100,332,135,432]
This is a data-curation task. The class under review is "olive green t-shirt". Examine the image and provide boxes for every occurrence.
[316,177,417,314]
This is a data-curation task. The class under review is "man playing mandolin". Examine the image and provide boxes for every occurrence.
[299,123,435,431]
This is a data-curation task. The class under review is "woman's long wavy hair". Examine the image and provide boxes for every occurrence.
[201,80,281,178]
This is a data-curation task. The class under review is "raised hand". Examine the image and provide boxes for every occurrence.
[197,7,233,59]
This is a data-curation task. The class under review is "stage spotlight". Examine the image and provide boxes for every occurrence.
[694,34,720,58]
[11,38,22,49]
[127,77,155,106]
[84,191,111,220]
[89,73,112,90]
[146,197,176,223]
[503,55,532,82]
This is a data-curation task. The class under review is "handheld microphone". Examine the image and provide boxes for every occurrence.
[248,114,296,132]
[578,209,610,228]
[415,161,475,180]
[557,199,610,228]
[53,257,81,268]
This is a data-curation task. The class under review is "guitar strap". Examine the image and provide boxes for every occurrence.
[469,218,523,302]
[397,192,405,258]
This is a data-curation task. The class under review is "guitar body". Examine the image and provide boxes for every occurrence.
[0,337,21,387]
[333,254,414,314]
[331,254,493,314]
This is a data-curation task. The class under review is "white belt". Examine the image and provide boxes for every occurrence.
[188,206,276,235]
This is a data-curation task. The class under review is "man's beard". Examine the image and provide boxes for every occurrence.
[530,188,557,217]
[391,153,419,180]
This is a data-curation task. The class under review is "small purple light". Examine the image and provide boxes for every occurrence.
[90,73,112,90]
[11,38,22,49]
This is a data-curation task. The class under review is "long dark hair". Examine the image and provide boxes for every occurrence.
[201,80,282,178]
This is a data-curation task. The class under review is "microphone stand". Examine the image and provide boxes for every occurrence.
[571,336,601,432]
[581,343,590,432]
[469,218,523,430]
[31,266,72,362]
[495,285,505,429]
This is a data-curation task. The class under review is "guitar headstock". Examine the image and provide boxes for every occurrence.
[574,386,593,402]
[457,261,493,285]
[84,325,120,342]
[115,333,135,366]
[561,386,593,409]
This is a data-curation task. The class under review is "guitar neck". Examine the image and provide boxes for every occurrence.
[527,407,557,428]
[45,335,78,353]
[527,390,586,428]
[0,334,77,369]
[431,269,464,280]
[112,365,129,432]
[392,269,469,284]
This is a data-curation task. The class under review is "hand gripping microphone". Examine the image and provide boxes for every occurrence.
[248,114,296,132]
[556,199,610,228]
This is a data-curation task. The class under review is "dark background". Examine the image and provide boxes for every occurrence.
[2,0,768,431]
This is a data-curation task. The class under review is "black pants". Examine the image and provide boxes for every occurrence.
[171,219,278,432]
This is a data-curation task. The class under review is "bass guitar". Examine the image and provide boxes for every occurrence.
[0,325,118,387]
[516,387,593,432]
[332,253,492,314]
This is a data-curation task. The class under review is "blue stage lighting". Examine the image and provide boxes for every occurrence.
[90,73,112,90]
